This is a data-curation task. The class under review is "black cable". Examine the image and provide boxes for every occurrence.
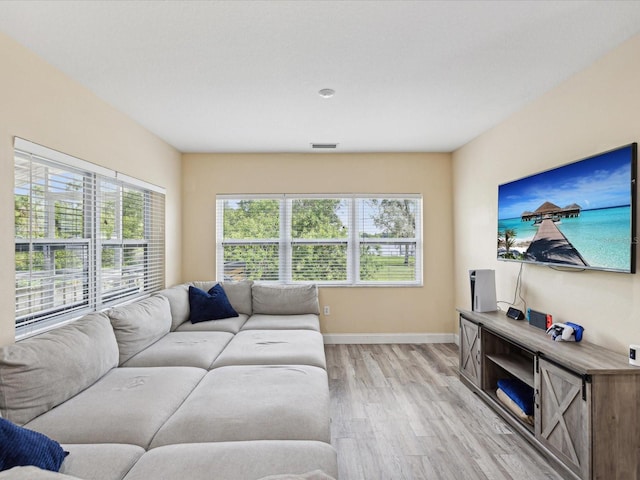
[497,262,526,311]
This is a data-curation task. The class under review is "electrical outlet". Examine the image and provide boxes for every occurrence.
[323,305,330,316]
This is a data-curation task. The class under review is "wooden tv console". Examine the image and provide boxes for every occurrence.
[458,308,640,480]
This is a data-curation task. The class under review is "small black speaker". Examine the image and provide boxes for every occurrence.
[506,307,524,320]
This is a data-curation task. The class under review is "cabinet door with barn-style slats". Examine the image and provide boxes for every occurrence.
[535,358,591,480]
[459,316,481,387]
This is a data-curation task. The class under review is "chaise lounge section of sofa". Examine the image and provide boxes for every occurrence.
[0,281,337,480]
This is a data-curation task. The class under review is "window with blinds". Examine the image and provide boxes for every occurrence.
[14,138,165,334]
[216,194,422,285]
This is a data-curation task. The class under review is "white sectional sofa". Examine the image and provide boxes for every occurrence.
[0,282,337,480]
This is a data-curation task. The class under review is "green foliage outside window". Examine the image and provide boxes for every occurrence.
[369,198,416,265]
[223,199,280,239]
[222,200,280,280]
[15,182,148,273]
[292,199,348,281]
[122,189,144,240]
[291,199,347,239]
[292,244,348,281]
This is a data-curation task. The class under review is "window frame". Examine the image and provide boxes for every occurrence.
[14,138,166,337]
[216,193,423,286]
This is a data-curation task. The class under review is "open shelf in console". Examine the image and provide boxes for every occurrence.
[485,353,534,387]
[481,328,535,433]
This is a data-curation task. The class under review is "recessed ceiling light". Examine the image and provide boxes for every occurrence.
[318,88,335,98]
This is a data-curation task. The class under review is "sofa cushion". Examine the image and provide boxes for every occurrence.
[0,312,118,425]
[127,441,337,480]
[258,472,336,480]
[60,444,145,480]
[188,285,238,323]
[175,313,249,334]
[154,284,190,331]
[241,314,320,332]
[122,332,234,369]
[150,365,330,447]
[25,367,205,449]
[192,280,253,315]
[252,284,319,315]
[0,466,81,479]
[0,417,68,473]
[211,330,326,369]
[108,296,172,365]
[221,280,254,315]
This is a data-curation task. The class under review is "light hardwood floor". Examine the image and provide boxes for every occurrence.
[326,344,564,480]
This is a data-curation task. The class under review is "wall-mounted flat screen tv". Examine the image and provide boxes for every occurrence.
[497,143,637,273]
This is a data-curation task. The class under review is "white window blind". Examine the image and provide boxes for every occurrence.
[289,197,350,283]
[14,139,165,334]
[357,197,420,283]
[216,194,422,286]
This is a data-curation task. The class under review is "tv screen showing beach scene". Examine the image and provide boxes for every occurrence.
[497,143,637,273]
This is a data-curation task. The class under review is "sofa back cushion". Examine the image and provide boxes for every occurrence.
[0,312,118,425]
[192,280,253,315]
[107,296,171,365]
[252,284,319,315]
[154,284,190,331]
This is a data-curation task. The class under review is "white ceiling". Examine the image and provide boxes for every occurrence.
[1,1,640,153]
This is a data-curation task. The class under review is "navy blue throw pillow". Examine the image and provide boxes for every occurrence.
[188,284,239,323]
[0,417,68,472]
[497,378,534,415]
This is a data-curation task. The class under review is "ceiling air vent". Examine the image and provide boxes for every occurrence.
[311,143,338,149]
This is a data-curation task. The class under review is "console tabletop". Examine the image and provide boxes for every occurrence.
[457,308,637,376]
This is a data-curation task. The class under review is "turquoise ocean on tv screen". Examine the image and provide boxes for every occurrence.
[498,205,632,271]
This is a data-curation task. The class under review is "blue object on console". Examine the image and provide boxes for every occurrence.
[497,378,534,415]
[565,322,584,342]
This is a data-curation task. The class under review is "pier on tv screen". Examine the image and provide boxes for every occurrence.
[497,143,637,273]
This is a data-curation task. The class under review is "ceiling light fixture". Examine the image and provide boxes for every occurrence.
[318,88,335,98]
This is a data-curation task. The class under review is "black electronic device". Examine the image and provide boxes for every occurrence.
[506,307,524,320]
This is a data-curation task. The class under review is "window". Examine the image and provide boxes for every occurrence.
[216,194,422,285]
[14,138,165,335]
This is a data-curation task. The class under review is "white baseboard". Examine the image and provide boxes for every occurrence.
[323,333,455,345]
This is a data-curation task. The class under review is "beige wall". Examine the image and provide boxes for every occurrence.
[0,33,182,346]
[452,34,640,353]
[182,152,454,335]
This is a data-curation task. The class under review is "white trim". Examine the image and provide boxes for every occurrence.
[322,333,455,344]
[15,137,114,178]
[217,193,283,200]
[217,193,423,200]
[453,333,460,346]
[14,137,166,194]
[116,172,166,195]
